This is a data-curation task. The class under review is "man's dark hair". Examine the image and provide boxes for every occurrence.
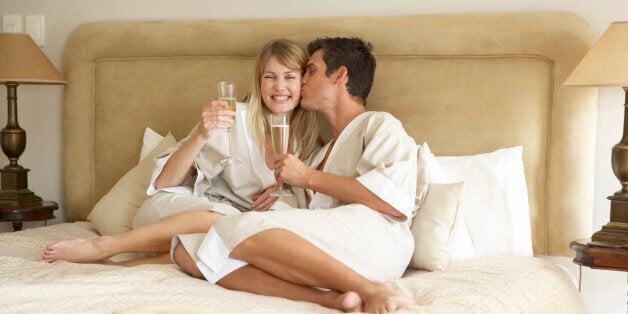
[307,37,375,105]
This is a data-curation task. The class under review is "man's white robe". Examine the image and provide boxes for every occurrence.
[188,111,418,282]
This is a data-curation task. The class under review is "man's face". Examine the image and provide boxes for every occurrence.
[300,49,335,111]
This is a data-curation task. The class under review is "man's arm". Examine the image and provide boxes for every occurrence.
[274,154,403,217]
[306,170,404,217]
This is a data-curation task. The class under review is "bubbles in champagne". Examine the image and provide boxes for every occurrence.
[271,125,289,154]
[218,97,237,130]
[219,97,237,112]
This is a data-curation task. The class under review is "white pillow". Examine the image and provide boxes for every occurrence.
[140,127,165,162]
[87,133,178,236]
[420,143,477,262]
[448,216,477,261]
[437,146,532,256]
[420,143,447,184]
[415,145,429,209]
[410,182,466,271]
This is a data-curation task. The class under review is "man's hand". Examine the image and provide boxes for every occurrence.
[274,154,314,189]
[251,186,280,211]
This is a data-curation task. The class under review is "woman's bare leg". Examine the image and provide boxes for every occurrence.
[103,252,173,267]
[39,210,222,264]
[229,228,415,313]
[172,243,362,312]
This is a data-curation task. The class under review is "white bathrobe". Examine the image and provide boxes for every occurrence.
[184,111,418,282]
[133,102,295,228]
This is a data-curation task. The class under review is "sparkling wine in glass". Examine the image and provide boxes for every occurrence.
[270,113,293,197]
[217,81,238,165]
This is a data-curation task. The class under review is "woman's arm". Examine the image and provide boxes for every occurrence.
[154,102,236,189]
[153,131,206,189]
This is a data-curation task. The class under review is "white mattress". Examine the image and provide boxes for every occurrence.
[0,222,587,313]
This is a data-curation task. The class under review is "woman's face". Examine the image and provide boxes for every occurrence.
[260,55,302,114]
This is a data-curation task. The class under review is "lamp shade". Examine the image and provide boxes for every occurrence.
[0,33,66,85]
[564,21,628,87]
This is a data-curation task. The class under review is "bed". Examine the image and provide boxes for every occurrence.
[0,11,595,313]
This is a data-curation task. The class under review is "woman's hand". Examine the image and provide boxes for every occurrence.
[251,186,279,211]
[196,100,237,141]
[274,154,314,188]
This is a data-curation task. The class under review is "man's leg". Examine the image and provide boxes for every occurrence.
[172,243,362,312]
[40,210,222,263]
[229,228,415,313]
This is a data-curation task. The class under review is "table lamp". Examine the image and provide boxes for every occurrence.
[564,21,628,244]
[0,33,66,207]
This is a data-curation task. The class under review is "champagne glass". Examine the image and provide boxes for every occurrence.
[217,81,238,165]
[269,112,293,197]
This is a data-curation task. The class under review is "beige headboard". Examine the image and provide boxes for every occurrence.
[63,11,596,256]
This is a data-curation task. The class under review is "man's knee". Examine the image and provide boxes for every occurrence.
[231,228,286,259]
[172,242,204,279]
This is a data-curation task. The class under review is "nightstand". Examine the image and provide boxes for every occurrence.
[0,201,58,231]
[570,238,628,271]
[569,238,628,292]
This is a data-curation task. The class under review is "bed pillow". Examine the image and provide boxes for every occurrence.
[140,127,165,162]
[419,143,477,262]
[415,145,429,209]
[87,132,177,236]
[410,182,466,271]
[437,146,532,256]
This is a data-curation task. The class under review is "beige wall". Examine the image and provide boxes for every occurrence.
[0,1,626,313]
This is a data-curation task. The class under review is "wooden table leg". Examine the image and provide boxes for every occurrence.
[12,221,22,232]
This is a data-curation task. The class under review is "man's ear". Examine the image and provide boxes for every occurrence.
[334,66,349,84]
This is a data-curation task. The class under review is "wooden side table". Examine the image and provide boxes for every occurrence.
[0,201,58,231]
[570,238,628,271]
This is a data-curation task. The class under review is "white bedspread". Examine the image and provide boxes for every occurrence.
[0,222,587,313]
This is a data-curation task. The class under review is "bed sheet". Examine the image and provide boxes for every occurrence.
[0,222,586,313]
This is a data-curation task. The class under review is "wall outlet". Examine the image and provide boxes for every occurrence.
[25,15,45,47]
[2,15,22,33]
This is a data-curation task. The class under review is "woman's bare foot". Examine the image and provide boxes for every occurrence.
[335,291,363,313]
[39,237,113,263]
[362,287,415,314]
[49,258,114,265]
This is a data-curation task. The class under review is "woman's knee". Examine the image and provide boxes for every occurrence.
[172,243,204,279]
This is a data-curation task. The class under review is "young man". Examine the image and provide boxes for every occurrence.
[173,37,418,313]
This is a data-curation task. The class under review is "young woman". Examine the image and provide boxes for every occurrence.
[40,38,319,266]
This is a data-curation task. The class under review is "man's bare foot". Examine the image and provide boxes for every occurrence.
[363,288,415,314]
[39,237,113,263]
[335,291,363,313]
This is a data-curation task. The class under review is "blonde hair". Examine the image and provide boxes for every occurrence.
[247,39,320,159]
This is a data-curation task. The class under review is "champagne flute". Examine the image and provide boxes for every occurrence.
[217,81,238,165]
[269,112,293,197]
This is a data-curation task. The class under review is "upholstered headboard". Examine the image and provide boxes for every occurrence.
[63,11,596,256]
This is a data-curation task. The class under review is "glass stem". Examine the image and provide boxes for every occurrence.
[227,127,234,158]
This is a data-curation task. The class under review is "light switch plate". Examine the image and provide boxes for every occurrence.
[25,15,45,47]
[2,15,22,33]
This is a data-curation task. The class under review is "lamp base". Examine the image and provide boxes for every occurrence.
[591,196,628,244]
[592,222,628,243]
[0,167,42,207]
